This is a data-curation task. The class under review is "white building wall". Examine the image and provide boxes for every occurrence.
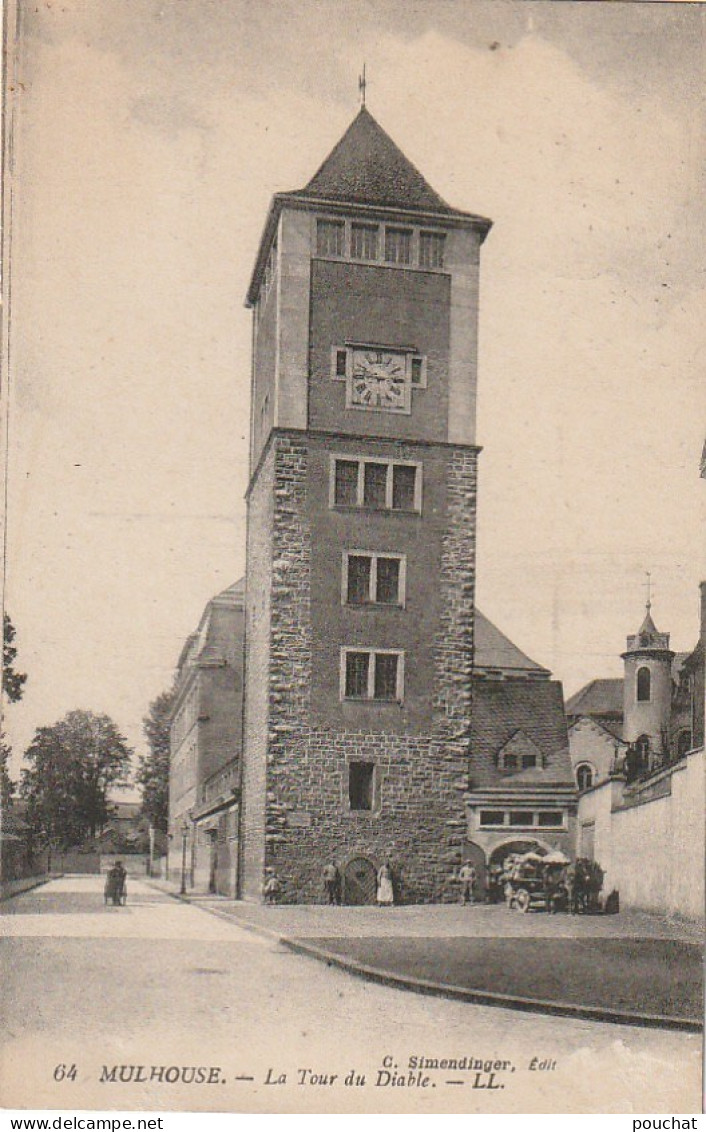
[569,718,622,787]
[576,747,704,920]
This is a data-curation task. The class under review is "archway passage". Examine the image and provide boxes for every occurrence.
[488,840,547,870]
[341,856,377,905]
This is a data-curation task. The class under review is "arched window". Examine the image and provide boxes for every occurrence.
[636,666,651,702]
[576,763,594,791]
[635,734,650,762]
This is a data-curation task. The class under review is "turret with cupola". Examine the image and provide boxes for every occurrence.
[621,600,674,775]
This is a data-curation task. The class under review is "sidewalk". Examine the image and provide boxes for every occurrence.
[146,878,703,1031]
[146,877,703,943]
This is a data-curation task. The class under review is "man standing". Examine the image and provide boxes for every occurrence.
[458,860,476,905]
[322,862,340,905]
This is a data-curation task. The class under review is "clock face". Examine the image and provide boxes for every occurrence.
[347,349,411,414]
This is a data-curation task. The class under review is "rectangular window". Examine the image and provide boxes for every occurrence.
[537,812,564,827]
[351,223,379,261]
[344,553,404,606]
[345,651,370,698]
[480,811,505,826]
[331,457,421,513]
[346,555,372,605]
[335,349,348,378]
[374,653,398,699]
[392,464,417,511]
[419,230,445,269]
[521,753,537,769]
[363,462,388,509]
[385,227,412,265]
[508,811,535,827]
[341,648,404,702]
[349,762,375,811]
[317,219,345,257]
[334,459,359,506]
[375,557,401,604]
[410,356,426,387]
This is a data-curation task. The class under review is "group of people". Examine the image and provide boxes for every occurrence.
[263,860,397,906]
[323,860,395,906]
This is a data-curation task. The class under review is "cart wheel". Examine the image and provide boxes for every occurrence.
[514,888,531,913]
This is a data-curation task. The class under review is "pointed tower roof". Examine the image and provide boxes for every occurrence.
[299,106,454,214]
[623,602,673,657]
[246,106,492,306]
[638,606,658,636]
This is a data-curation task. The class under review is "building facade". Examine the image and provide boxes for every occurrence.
[575,583,705,920]
[239,107,493,903]
[566,595,703,791]
[168,580,245,896]
[465,613,576,888]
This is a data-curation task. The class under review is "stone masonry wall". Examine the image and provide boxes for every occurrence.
[261,438,477,903]
[427,446,478,877]
[263,436,313,876]
[240,442,275,900]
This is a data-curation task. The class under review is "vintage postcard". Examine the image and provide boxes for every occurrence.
[1,0,704,1117]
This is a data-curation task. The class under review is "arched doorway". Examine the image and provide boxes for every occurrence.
[341,856,378,905]
[462,842,487,902]
[488,839,550,871]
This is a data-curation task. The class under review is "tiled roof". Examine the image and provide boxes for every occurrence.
[299,106,458,215]
[246,108,491,305]
[672,650,693,680]
[595,718,624,741]
[214,577,245,607]
[474,610,550,677]
[565,678,623,718]
[569,715,626,744]
[470,679,574,788]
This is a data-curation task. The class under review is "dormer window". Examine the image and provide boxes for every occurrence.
[497,730,543,772]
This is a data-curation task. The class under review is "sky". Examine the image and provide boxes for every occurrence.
[3,0,705,783]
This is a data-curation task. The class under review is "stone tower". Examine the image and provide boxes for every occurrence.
[621,602,674,759]
[239,107,492,903]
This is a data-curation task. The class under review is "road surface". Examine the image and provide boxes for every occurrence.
[1,876,701,1113]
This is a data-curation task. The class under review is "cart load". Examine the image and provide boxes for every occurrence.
[500,851,603,914]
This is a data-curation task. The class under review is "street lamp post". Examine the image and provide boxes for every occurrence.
[180,819,189,895]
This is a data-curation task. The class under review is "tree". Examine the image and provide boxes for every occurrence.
[20,710,133,849]
[3,613,27,704]
[135,687,175,833]
[0,734,14,808]
[1,613,28,804]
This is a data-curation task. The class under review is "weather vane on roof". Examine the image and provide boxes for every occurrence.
[644,570,652,611]
[358,64,367,108]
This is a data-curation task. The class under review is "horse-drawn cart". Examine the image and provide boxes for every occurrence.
[503,851,569,913]
[502,851,604,914]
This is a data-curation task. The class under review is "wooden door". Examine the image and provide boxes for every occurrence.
[342,857,377,905]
